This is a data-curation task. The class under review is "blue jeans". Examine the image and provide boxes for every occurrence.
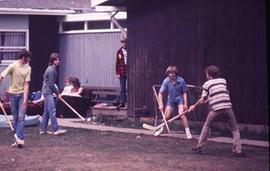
[40,94,59,132]
[118,76,127,104]
[9,93,26,140]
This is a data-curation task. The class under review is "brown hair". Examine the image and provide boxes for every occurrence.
[165,66,178,74]
[204,65,220,78]
[49,53,60,66]
[17,49,32,59]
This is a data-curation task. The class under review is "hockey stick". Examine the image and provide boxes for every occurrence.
[59,97,85,121]
[143,98,201,131]
[0,102,14,131]
[152,85,171,133]
[143,110,188,131]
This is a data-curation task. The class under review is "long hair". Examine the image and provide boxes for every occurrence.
[70,77,81,89]
[49,53,59,66]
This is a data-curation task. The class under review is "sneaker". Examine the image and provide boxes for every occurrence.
[17,144,23,148]
[13,134,24,148]
[192,146,202,154]
[39,130,53,135]
[53,129,67,135]
[186,133,193,139]
[154,127,164,136]
[232,151,246,157]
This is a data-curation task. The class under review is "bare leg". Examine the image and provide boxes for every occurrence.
[178,104,192,139]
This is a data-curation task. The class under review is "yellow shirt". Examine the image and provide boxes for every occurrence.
[1,60,31,94]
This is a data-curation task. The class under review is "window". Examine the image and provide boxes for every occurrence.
[87,21,111,29]
[0,30,28,63]
[62,22,84,31]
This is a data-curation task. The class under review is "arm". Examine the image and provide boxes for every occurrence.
[158,92,164,112]
[0,76,4,106]
[0,63,12,86]
[0,75,4,85]
[22,81,29,110]
[116,51,120,76]
[77,87,83,95]
[115,49,124,78]
[188,96,208,112]
[47,69,59,95]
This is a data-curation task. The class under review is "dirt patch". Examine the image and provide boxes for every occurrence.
[0,126,269,171]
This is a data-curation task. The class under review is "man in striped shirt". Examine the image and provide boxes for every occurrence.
[188,65,245,157]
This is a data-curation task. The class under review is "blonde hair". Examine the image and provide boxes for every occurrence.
[165,66,178,74]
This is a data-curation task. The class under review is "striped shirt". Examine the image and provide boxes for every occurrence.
[201,78,232,111]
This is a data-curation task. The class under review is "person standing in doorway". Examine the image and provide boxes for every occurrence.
[0,49,32,148]
[115,38,127,108]
[39,53,66,135]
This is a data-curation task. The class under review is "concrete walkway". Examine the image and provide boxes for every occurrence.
[58,118,269,148]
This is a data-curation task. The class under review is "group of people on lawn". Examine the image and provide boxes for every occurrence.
[0,39,245,157]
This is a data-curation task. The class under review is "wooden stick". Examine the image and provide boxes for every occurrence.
[152,85,171,133]
[0,103,14,131]
[143,99,201,133]
[143,110,188,131]
[59,97,85,121]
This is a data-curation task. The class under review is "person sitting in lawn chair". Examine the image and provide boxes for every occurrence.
[61,77,83,97]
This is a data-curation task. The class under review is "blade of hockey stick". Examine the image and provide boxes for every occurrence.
[142,123,158,131]
[142,111,188,132]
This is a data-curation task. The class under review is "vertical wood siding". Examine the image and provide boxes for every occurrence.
[59,32,121,89]
[127,0,268,124]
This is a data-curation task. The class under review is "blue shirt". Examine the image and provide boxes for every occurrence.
[159,76,188,102]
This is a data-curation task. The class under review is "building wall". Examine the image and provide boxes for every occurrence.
[0,15,28,29]
[127,0,268,124]
[0,15,28,97]
[0,15,58,94]
[58,31,121,89]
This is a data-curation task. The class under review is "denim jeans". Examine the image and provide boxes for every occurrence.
[9,93,26,140]
[118,75,127,104]
[40,94,59,132]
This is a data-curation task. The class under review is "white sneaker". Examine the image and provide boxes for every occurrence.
[186,133,192,139]
[53,129,67,135]
[14,134,24,144]
[154,127,164,136]
[39,130,53,135]
[13,134,24,148]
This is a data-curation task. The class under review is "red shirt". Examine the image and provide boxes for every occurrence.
[116,47,127,76]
